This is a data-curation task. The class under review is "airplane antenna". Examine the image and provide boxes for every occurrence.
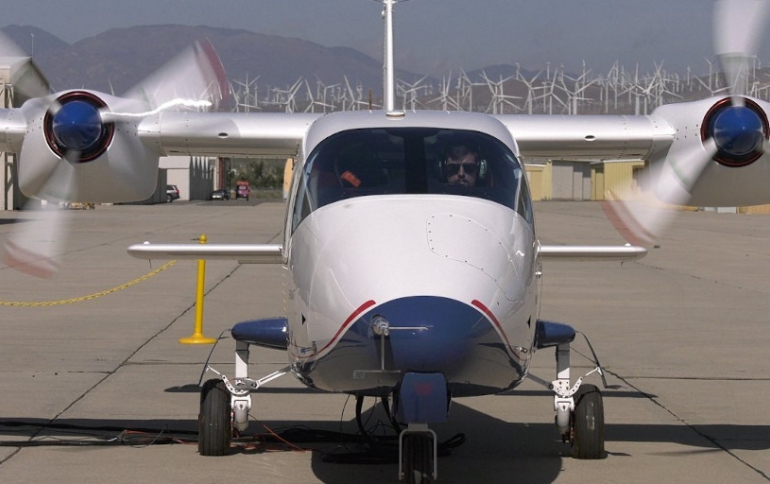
[380,0,407,117]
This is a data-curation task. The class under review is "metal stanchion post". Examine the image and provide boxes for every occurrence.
[180,234,217,344]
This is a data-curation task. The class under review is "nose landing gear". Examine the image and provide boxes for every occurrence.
[394,372,448,483]
[400,425,437,484]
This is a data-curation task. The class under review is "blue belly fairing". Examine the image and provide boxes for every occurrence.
[292,296,528,396]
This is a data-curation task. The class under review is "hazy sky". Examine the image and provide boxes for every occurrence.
[0,1,756,76]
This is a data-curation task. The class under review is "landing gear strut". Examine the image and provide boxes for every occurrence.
[536,320,605,459]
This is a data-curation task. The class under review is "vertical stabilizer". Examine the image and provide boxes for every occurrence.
[382,0,404,116]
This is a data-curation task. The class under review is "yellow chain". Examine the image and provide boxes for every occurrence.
[0,260,177,307]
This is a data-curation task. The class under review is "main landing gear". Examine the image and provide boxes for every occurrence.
[536,320,606,459]
[198,318,290,456]
[198,316,606,474]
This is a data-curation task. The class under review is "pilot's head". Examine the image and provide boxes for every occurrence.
[444,144,480,187]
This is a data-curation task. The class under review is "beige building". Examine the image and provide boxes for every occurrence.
[159,156,217,201]
[525,159,770,215]
[526,160,645,202]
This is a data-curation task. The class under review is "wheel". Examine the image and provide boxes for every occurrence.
[167,195,172,203]
[198,379,232,456]
[403,433,434,484]
[570,383,604,459]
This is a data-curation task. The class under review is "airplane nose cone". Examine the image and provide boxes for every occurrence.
[356,296,494,372]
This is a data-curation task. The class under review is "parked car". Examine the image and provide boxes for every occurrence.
[236,184,250,201]
[210,188,229,200]
[166,185,180,202]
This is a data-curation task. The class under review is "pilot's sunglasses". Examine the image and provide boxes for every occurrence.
[446,162,478,176]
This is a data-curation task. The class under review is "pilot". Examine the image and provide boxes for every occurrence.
[443,143,481,187]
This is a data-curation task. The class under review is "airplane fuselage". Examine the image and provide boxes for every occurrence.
[282,111,540,397]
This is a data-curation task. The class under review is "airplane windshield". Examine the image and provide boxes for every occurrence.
[292,128,532,232]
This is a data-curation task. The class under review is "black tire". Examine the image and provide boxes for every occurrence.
[167,195,172,203]
[198,379,232,456]
[570,383,604,459]
[403,433,434,484]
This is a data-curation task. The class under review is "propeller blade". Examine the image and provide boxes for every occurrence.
[2,160,76,278]
[602,139,718,246]
[652,138,718,205]
[713,0,770,103]
[0,31,50,100]
[110,40,230,117]
[3,205,68,278]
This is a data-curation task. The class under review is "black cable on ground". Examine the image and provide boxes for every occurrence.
[0,410,466,461]
[0,420,371,449]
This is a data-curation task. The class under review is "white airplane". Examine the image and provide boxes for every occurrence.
[1,0,769,482]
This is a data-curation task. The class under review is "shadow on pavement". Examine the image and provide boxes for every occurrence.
[1,401,769,483]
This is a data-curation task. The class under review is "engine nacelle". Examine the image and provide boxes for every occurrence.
[17,90,161,203]
[651,96,770,207]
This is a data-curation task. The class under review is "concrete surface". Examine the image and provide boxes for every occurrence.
[0,199,768,483]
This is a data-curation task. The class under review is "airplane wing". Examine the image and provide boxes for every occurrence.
[7,96,762,206]
[494,114,675,161]
[0,102,675,204]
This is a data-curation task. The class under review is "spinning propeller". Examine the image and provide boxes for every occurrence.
[1,32,229,277]
[604,0,770,246]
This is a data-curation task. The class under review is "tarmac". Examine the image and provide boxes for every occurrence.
[0,198,769,483]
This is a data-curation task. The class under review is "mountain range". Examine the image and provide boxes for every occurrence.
[0,24,437,95]
[1,24,547,100]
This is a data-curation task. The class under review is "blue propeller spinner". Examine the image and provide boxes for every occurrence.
[44,91,114,162]
[703,98,768,167]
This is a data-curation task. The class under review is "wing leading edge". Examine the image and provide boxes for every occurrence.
[139,112,322,158]
[141,112,673,161]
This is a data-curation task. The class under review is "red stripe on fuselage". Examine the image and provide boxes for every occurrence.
[471,299,520,358]
[311,299,377,357]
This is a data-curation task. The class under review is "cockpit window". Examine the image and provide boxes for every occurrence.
[292,128,532,232]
